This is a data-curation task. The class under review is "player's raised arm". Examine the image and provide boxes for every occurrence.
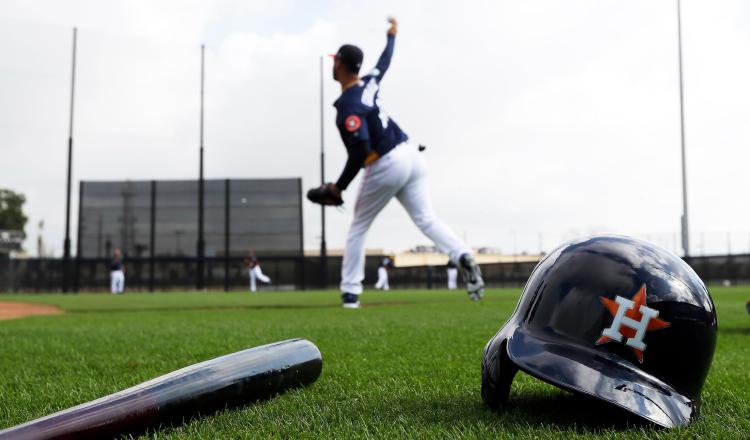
[371,17,398,82]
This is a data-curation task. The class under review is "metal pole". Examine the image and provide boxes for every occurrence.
[63,27,77,293]
[149,180,156,292]
[74,181,83,292]
[298,178,306,290]
[197,44,206,290]
[727,232,731,255]
[319,56,328,289]
[224,179,230,292]
[677,0,690,257]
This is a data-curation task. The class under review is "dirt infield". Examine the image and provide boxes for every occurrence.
[0,302,62,321]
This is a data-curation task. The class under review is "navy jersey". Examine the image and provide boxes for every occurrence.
[333,35,408,160]
[111,256,123,271]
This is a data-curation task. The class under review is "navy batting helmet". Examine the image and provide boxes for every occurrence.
[481,235,717,428]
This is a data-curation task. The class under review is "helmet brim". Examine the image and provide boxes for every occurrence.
[506,327,695,428]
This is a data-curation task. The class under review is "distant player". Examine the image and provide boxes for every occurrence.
[247,256,271,292]
[110,248,125,294]
[320,17,484,308]
[446,260,458,290]
[374,257,391,291]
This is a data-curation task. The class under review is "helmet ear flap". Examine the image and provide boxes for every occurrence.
[481,338,518,410]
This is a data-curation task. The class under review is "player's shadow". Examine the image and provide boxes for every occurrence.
[390,390,649,433]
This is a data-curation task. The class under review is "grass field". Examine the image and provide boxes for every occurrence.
[0,287,748,439]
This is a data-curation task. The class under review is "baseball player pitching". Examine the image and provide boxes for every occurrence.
[308,17,484,308]
[247,256,272,292]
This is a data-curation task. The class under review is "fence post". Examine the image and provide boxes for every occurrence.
[149,180,156,292]
[299,257,306,291]
[224,179,230,292]
[74,181,83,292]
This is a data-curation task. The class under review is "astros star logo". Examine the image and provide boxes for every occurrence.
[596,285,670,363]
[345,115,361,132]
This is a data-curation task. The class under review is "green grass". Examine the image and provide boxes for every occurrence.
[0,287,748,439]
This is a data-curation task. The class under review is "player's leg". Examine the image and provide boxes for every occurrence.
[448,268,458,290]
[383,269,389,291]
[119,271,125,294]
[341,157,409,307]
[375,266,385,289]
[250,269,257,292]
[110,271,117,294]
[396,147,484,299]
[114,271,121,294]
[255,266,271,284]
[395,149,469,262]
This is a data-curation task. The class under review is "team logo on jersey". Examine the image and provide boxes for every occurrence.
[345,115,362,132]
[596,285,670,363]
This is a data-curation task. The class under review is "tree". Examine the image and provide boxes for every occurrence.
[0,188,28,238]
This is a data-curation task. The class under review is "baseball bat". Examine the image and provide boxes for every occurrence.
[0,338,322,440]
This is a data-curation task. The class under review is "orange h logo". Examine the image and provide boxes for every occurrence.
[596,285,670,363]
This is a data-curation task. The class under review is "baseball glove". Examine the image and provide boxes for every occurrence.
[306,183,344,206]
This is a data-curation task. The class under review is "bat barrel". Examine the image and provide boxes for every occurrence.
[0,339,322,440]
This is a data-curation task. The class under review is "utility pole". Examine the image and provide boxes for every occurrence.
[677,0,690,257]
[63,27,77,293]
[197,44,206,290]
[319,56,328,288]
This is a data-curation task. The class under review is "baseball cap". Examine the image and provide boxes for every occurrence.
[330,44,363,73]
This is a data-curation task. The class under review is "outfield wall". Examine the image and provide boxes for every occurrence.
[0,254,748,293]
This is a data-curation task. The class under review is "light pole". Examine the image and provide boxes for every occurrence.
[63,27,77,293]
[197,44,206,290]
[319,56,328,288]
[677,0,690,257]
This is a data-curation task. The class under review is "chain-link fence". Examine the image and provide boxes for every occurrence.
[1,253,747,293]
[78,178,303,258]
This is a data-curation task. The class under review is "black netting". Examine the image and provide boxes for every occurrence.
[78,178,303,259]
[78,181,152,258]
[154,180,199,257]
[229,179,302,257]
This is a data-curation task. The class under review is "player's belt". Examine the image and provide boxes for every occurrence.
[364,150,380,166]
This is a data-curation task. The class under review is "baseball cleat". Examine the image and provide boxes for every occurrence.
[341,293,361,309]
[458,253,484,300]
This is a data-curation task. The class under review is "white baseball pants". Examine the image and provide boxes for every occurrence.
[447,267,458,290]
[341,142,470,295]
[249,266,271,292]
[110,270,125,294]
[375,266,389,291]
